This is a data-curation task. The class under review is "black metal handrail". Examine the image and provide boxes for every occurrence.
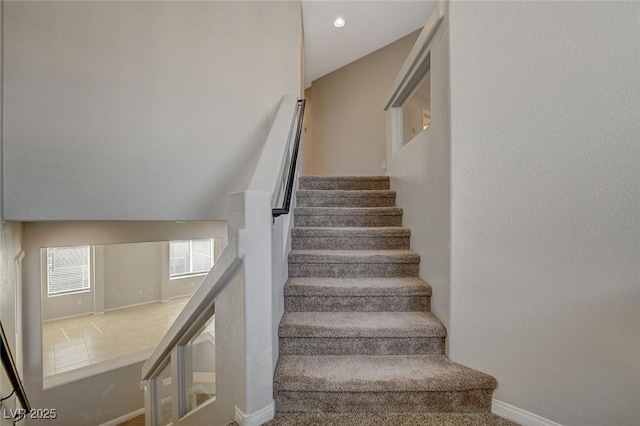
[272,98,306,218]
[0,321,31,412]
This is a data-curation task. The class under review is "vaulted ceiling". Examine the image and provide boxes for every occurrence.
[301,1,437,87]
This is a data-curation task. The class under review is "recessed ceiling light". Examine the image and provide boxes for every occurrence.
[334,17,346,28]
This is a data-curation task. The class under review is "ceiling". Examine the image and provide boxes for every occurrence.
[301,1,437,87]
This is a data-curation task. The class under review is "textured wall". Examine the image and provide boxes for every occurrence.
[388,17,451,335]
[308,31,419,176]
[0,3,24,420]
[3,1,302,221]
[448,2,640,425]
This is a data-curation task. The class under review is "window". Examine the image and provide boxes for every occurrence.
[400,69,431,146]
[170,239,214,278]
[385,46,433,153]
[47,246,91,296]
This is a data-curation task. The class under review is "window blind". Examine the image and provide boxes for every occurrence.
[170,239,213,278]
[47,246,91,296]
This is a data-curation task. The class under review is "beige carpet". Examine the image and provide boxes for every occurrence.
[275,176,498,415]
[264,412,519,426]
[119,412,518,426]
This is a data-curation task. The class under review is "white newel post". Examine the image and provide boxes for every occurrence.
[239,190,276,423]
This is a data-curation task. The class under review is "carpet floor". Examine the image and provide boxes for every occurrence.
[120,412,519,426]
[263,412,520,425]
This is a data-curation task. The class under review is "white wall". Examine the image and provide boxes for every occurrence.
[448,2,640,425]
[21,221,226,425]
[307,31,419,176]
[2,1,302,221]
[103,242,162,311]
[388,16,451,332]
[0,3,25,420]
[40,238,223,321]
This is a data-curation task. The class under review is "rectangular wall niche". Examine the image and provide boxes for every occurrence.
[401,70,431,146]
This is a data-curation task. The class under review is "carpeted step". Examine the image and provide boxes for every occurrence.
[297,190,396,208]
[292,226,410,250]
[277,175,501,419]
[263,412,520,426]
[288,250,420,278]
[294,207,403,227]
[274,355,497,413]
[299,176,390,191]
[279,311,446,355]
[284,277,431,312]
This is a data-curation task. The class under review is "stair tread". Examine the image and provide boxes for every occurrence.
[280,311,446,338]
[295,207,403,216]
[275,355,498,392]
[285,277,431,296]
[289,250,420,264]
[301,176,390,181]
[298,190,396,197]
[265,412,519,425]
[292,227,410,237]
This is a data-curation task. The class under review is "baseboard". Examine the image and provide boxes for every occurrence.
[235,401,275,426]
[44,299,168,323]
[97,407,144,426]
[104,299,162,312]
[493,399,563,426]
[43,310,95,323]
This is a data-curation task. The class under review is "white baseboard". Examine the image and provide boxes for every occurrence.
[104,299,162,312]
[43,310,95,323]
[97,407,144,426]
[44,298,170,323]
[235,401,275,426]
[493,399,563,426]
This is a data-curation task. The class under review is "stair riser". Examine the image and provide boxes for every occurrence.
[292,236,410,250]
[297,196,396,208]
[295,215,402,227]
[275,389,494,413]
[285,295,430,312]
[279,337,445,356]
[299,179,390,191]
[289,263,419,278]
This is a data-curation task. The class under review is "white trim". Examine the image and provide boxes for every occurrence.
[169,272,208,281]
[43,297,189,322]
[167,293,196,302]
[42,310,95,323]
[384,0,445,110]
[493,399,564,426]
[234,401,275,426]
[104,299,162,313]
[96,407,144,426]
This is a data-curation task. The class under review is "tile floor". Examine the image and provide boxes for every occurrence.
[42,298,189,377]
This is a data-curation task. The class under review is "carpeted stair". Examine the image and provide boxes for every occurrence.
[273,176,504,424]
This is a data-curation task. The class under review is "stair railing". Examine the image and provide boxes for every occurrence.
[141,95,304,426]
[1,321,31,418]
[272,99,305,218]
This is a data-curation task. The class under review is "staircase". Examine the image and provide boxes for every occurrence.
[270,176,509,425]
